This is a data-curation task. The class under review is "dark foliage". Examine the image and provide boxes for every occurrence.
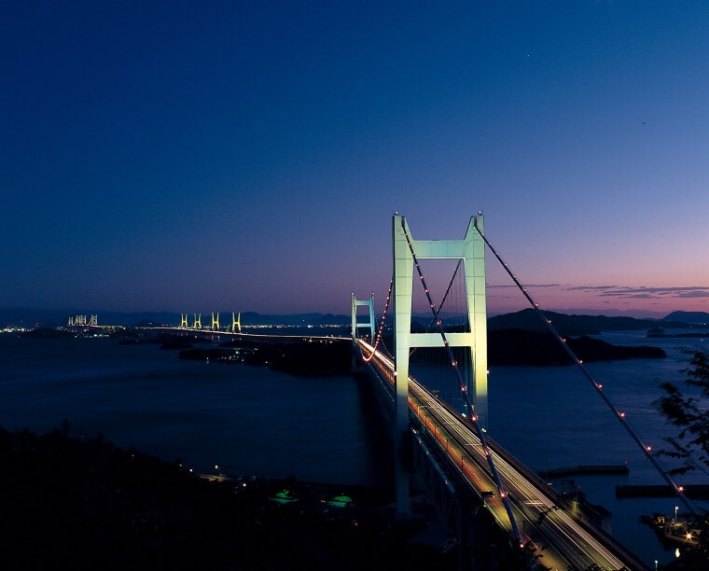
[655,351,709,475]
[0,425,453,571]
[655,351,709,570]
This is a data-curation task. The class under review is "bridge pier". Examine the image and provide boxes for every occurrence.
[210,312,220,331]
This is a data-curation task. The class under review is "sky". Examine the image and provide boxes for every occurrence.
[2,1,709,318]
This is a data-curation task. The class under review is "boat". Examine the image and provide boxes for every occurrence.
[647,513,702,546]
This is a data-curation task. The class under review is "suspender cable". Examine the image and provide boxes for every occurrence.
[400,219,525,546]
[472,219,697,516]
[411,259,463,358]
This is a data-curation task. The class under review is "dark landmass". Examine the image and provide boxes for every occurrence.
[406,327,665,365]
[647,331,709,339]
[21,327,74,338]
[0,425,453,571]
[487,329,665,366]
[179,338,353,376]
[171,329,664,370]
[487,308,693,336]
[663,310,709,324]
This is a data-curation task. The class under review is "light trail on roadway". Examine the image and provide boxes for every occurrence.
[357,339,648,571]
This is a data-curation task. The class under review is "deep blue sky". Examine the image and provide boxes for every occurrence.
[2,1,709,316]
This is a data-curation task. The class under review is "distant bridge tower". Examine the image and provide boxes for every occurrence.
[180,313,188,328]
[351,294,375,343]
[210,312,220,331]
[193,313,202,329]
[231,312,241,333]
[392,213,489,515]
[89,315,98,327]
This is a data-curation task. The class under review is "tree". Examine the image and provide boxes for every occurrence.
[656,350,709,476]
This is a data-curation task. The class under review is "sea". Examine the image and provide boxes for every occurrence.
[0,329,706,567]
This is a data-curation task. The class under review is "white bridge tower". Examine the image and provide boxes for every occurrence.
[351,294,375,343]
[231,312,241,333]
[392,213,489,515]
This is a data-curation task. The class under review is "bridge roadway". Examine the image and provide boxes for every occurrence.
[142,326,350,342]
[357,339,648,571]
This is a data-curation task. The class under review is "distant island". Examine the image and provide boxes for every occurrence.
[486,330,665,366]
[145,330,665,371]
[486,308,709,336]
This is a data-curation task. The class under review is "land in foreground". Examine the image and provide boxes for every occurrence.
[0,425,460,570]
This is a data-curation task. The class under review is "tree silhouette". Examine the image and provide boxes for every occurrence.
[656,350,709,475]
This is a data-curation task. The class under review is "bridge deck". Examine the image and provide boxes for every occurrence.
[358,339,648,571]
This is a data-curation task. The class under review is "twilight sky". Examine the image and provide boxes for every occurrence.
[2,1,708,317]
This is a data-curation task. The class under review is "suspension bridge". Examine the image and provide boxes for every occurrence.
[350,213,696,571]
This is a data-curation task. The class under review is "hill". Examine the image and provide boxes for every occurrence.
[663,311,709,324]
[0,425,451,570]
[487,308,691,335]
[487,329,665,366]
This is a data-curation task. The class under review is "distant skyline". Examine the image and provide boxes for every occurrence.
[2,2,708,318]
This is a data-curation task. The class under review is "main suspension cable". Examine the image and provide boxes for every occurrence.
[362,278,393,363]
[472,219,697,515]
[400,219,524,545]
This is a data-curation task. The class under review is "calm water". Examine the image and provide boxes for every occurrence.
[413,330,707,567]
[0,330,706,566]
[0,335,386,485]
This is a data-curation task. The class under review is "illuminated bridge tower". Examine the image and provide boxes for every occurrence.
[180,313,189,328]
[351,294,375,343]
[210,312,220,331]
[392,213,489,515]
[193,313,202,330]
[231,312,241,333]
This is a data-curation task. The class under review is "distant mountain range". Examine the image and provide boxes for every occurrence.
[2,307,708,332]
[0,308,352,328]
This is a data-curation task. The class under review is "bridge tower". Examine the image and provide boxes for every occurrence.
[193,313,202,329]
[180,313,188,328]
[210,312,220,331]
[231,312,241,333]
[351,294,375,343]
[392,213,488,515]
